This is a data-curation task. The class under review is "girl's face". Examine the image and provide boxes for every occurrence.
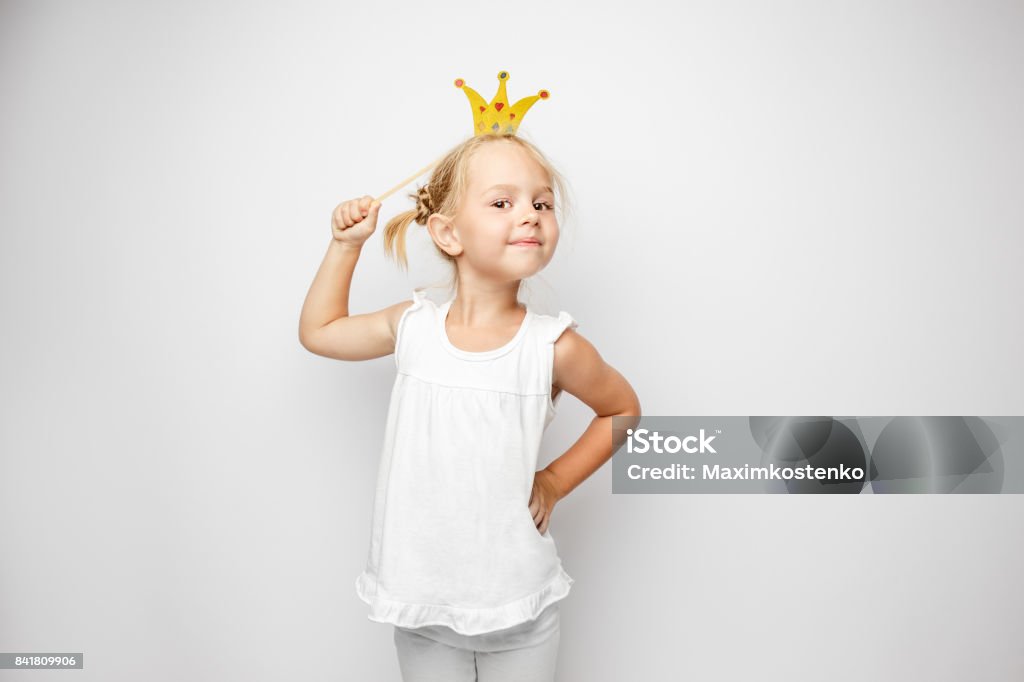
[444,143,559,283]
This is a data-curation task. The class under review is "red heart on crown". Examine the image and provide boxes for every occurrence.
[510,113,516,119]
[479,106,486,112]
[495,102,504,111]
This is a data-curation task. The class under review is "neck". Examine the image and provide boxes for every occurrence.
[448,278,524,327]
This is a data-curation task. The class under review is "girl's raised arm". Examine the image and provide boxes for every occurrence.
[298,195,413,361]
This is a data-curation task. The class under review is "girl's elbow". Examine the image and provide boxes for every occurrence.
[618,396,642,430]
[623,389,642,417]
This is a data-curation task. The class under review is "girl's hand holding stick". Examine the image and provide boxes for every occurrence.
[331,195,383,250]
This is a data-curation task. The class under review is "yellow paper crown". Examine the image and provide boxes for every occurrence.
[454,70,550,136]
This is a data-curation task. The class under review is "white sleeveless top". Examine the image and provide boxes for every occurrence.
[354,288,578,636]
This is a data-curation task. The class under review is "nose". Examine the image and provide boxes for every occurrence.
[520,208,539,225]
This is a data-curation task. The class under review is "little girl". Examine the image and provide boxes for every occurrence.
[299,132,641,681]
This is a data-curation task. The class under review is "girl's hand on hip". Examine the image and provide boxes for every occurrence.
[528,469,562,535]
[331,195,381,248]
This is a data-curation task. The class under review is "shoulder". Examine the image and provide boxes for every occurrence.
[531,309,578,344]
[385,299,417,336]
[529,309,583,380]
[552,327,601,388]
[389,288,436,335]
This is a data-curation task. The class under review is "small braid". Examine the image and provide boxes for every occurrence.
[413,185,433,225]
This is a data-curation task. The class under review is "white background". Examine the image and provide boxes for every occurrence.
[2,1,1022,680]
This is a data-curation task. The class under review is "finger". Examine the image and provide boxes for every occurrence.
[344,202,359,225]
[359,195,372,215]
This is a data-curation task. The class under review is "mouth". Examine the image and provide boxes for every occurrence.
[510,239,541,246]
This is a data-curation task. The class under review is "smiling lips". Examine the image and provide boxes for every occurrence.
[511,239,541,246]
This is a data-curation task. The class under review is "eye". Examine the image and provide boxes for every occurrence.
[491,199,555,210]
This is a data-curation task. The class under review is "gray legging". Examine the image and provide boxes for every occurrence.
[392,603,562,681]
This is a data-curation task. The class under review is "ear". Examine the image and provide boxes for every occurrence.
[426,213,464,257]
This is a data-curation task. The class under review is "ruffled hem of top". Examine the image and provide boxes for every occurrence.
[551,311,579,342]
[355,566,575,636]
[406,288,430,315]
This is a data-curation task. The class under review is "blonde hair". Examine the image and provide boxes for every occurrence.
[382,133,574,291]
